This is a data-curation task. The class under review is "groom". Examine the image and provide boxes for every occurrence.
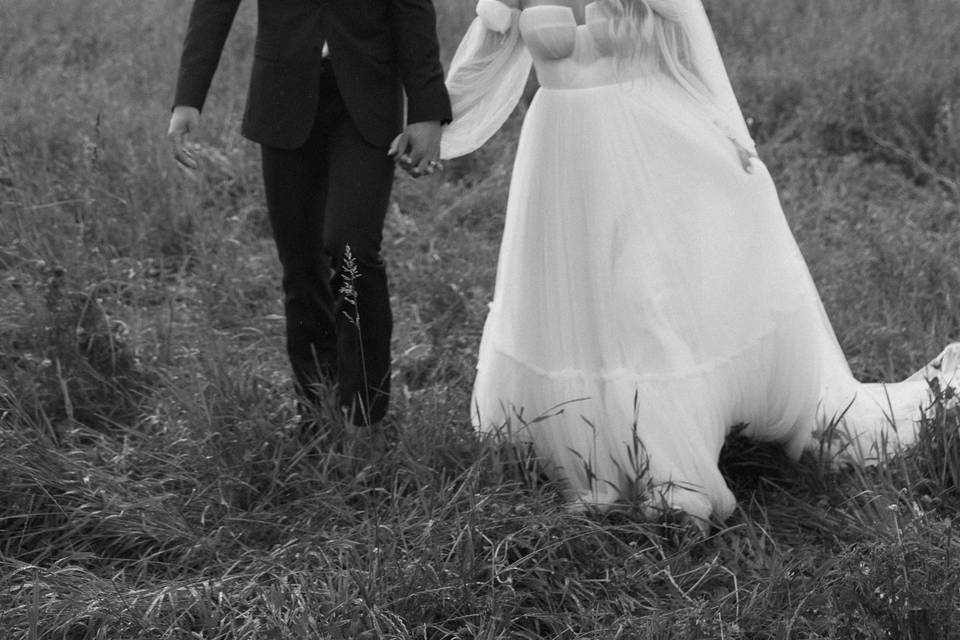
[168,0,452,428]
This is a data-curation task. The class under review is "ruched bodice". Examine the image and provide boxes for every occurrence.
[519,4,643,89]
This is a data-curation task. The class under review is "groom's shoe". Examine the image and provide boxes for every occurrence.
[343,408,395,459]
[293,377,345,443]
[343,416,397,483]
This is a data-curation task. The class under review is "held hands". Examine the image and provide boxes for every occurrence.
[167,106,200,170]
[389,121,443,178]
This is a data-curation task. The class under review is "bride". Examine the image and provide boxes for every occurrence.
[437,0,959,523]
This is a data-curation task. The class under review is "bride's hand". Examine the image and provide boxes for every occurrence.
[733,140,757,174]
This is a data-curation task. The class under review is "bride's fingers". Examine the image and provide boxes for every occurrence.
[388,133,408,158]
[738,147,754,173]
[413,155,433,175]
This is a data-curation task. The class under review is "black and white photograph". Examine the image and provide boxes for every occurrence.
[1,0,959,637]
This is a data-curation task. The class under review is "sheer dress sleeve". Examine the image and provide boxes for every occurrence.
[670,0,757,153]
[644,0,757,155]
[440,0,533,159]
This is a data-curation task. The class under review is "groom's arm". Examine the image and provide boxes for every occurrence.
[173,0,243,112]
[387,0,452,126]
[168,0,242,168]
[387,0,452,174]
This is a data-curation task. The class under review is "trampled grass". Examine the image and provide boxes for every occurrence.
[2,0,960,637]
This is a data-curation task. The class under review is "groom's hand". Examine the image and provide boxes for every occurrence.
[168,106,200,170]
[389,120,443,177]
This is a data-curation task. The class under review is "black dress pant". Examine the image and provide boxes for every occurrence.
[261,63,394,425]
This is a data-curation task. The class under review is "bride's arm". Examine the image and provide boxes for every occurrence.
[440,0,533,159]
[672,0,758,164]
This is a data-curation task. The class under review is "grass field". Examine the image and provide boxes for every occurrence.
[2,0,960,637]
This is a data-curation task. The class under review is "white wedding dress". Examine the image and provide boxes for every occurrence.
[440,0,959,522]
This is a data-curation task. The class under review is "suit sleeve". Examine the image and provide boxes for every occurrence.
[387,0,453,126]
[173,0,243,111]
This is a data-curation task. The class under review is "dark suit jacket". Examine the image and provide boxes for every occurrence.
[173,0,452,149]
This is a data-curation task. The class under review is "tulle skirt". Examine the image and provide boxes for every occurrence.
[470,74,931,520]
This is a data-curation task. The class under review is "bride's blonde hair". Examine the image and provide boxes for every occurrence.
[599,0,713,102]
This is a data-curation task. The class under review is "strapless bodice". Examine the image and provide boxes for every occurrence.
[519,3,645,89]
